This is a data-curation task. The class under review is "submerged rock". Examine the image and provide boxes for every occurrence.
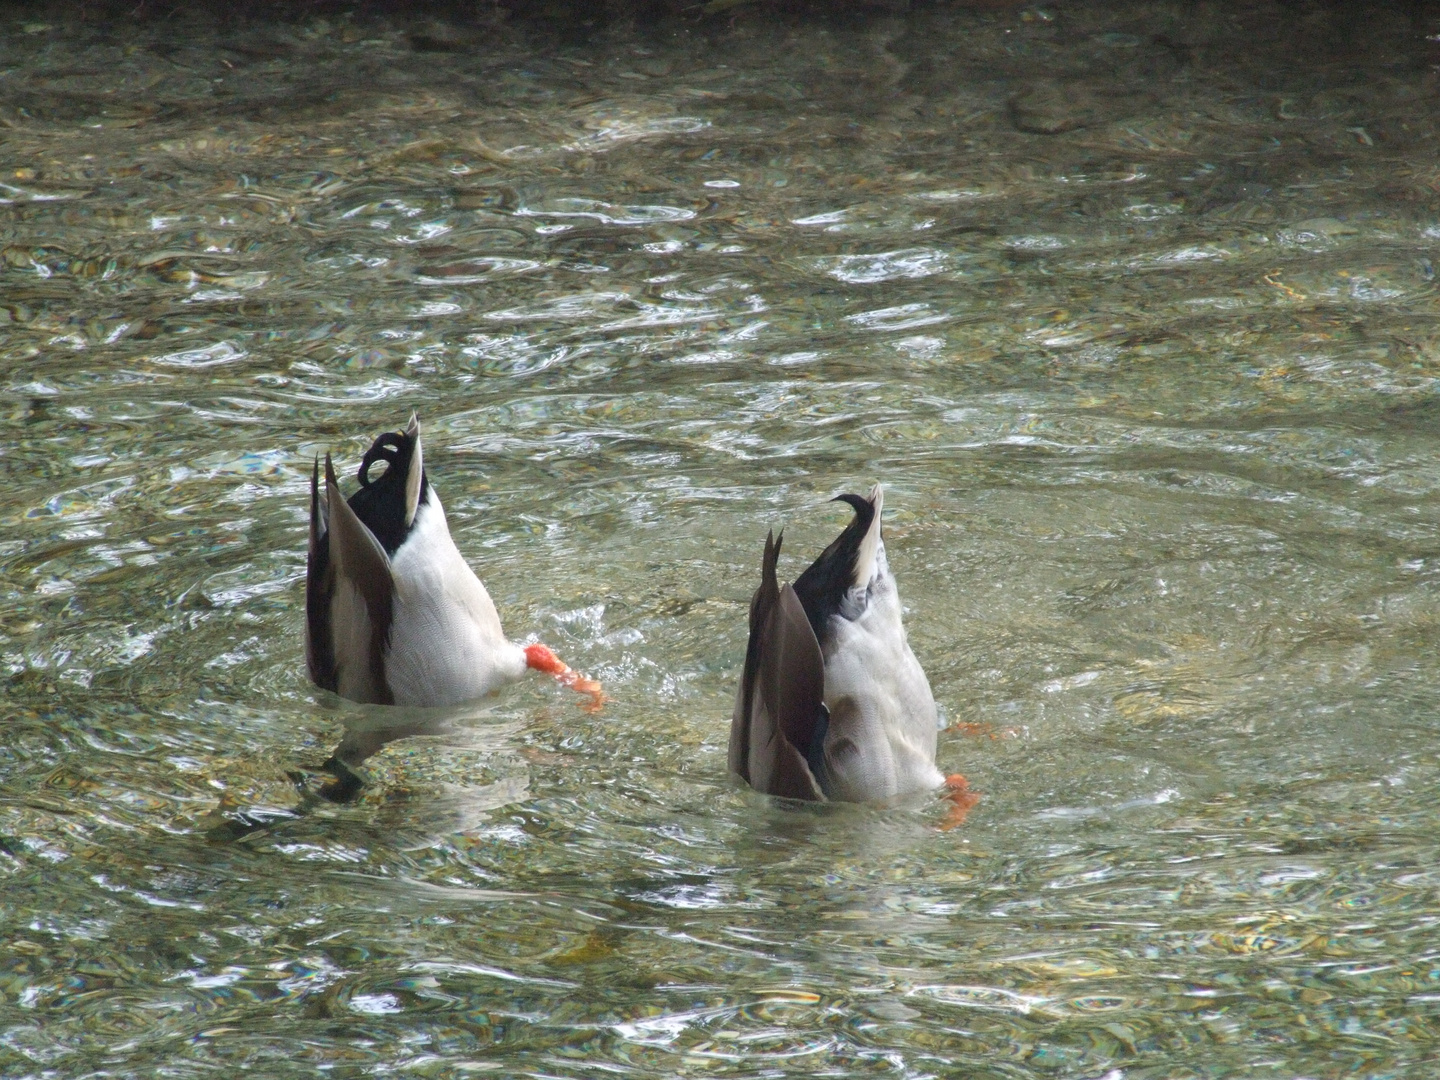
[408,20,483,52]
[1009,81,1100,134]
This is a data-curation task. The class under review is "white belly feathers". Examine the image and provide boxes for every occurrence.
[384,494,527,708]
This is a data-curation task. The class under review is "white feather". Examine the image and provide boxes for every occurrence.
[820,532,944,801]
[383,489,527,707]
[403,413,423,526]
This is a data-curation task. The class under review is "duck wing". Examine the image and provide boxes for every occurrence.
[305,457,337,693]
[729,531,827,801]
[305,416,427,704]
[319,454,396,705]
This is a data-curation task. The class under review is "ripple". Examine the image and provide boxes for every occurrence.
[911,984,1054,1016]
[845,302,952,330]
[414,256,543,285]
[516,198,697,225]
[564,114,710,150]
[810,247,952,283]
[147,341,248,368]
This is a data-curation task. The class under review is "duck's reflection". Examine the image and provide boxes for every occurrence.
[298,700,525,804]
[304,711,444,803]
[209,701,530,842]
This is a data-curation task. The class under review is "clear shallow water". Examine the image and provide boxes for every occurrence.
[4,1,1440,1075]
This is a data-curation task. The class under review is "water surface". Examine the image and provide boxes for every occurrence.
[5,2,1440,1076]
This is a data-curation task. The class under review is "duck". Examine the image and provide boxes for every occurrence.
[727,485,975,823]
[305,415,602,710]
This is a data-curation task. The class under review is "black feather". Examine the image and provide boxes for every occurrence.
[790,493,876,648]
[346,428,428,555]
[305,457,337,692]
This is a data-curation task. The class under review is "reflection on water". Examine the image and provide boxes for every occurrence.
[4,0,1440,1075]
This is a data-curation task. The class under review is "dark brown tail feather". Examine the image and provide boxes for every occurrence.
[729,530,780,784]
[305,456,338,692]
[729,531,827,801]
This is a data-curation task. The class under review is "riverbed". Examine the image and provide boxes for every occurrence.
[4,2,1440,1076]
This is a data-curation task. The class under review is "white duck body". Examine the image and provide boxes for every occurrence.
[384,489,527,707]
[728,484,946,803]
[812,520,944,801]
[307,416,527,708]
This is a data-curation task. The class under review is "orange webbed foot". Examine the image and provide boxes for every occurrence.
[938,773,980,831]
[525,643,606,713]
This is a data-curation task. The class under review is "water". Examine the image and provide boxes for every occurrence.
[4,1,1440,1075]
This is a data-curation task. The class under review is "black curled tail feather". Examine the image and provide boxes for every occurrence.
[790,492,876,648]
[346,425,427,556]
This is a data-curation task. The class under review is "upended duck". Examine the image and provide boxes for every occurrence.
[305,416,601,710]
[728,486,976,824]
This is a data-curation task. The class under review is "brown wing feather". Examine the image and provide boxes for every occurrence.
[729,532,827,801]
[729,530,779,783]
[323,454,396,705]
